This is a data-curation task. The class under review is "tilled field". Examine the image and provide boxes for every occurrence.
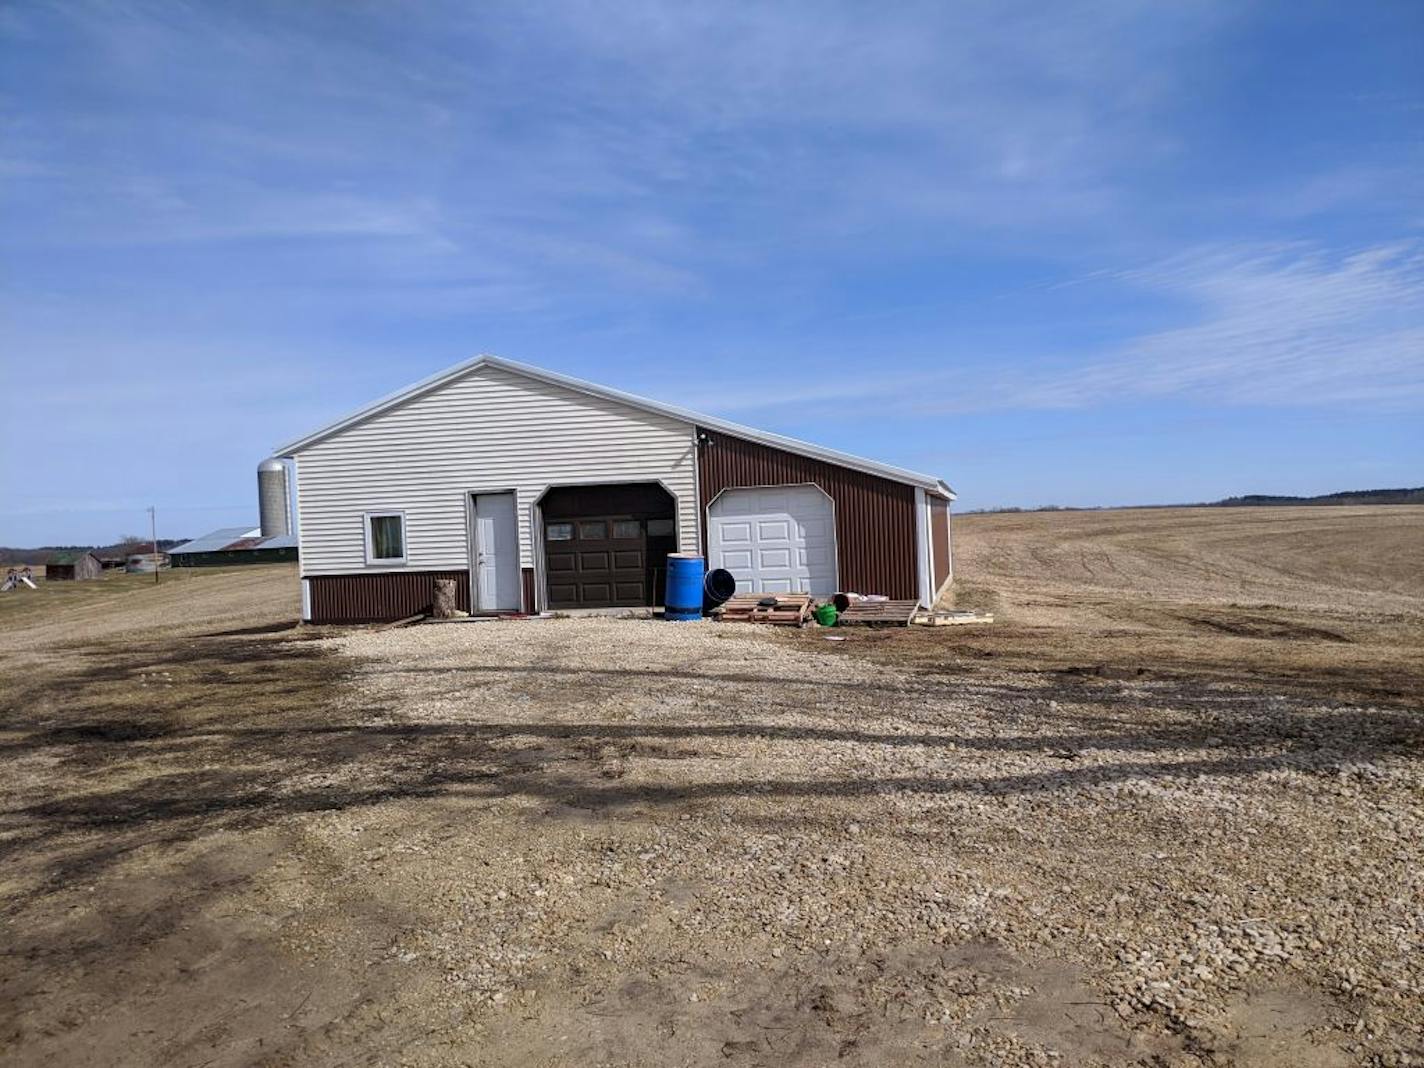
[937,506,1424,708]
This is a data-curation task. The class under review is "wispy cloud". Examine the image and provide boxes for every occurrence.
[1,1,1233,277]
[703,242,1424,417]
[1051,242,1424,407]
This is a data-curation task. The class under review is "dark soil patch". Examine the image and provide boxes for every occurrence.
[1173,608,1351,643]
[777,613,1424,710]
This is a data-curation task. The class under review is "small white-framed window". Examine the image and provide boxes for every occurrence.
[364,511,408,565]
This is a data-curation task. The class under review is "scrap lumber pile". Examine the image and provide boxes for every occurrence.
[715,594,814,626]
[837,599,921,626]
[712,594,989,629]
[912,609,995,626]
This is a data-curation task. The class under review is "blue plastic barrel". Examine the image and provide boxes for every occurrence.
[665,553,706,621]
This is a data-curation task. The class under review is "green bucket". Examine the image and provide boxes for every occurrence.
[814,602,839,627]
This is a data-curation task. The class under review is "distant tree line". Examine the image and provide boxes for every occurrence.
[1212,488,1424,507]
[962,487,1423,515]
[0,536,189,566]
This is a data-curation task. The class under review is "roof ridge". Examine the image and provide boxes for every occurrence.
[273,353,953,496]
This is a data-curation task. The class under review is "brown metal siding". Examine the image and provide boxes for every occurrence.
[930,496,951,592]
[696,429,918,600]
[307,570,470,624]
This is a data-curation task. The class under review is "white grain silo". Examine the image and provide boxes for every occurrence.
[257,458,291,538]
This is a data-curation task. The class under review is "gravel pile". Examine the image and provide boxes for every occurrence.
[316,617,1423,1065]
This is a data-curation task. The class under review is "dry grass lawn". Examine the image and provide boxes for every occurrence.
[0,508,1420,1067]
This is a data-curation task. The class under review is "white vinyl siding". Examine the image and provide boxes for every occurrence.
[292,364,697,576]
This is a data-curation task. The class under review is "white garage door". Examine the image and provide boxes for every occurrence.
[707,485,838,595]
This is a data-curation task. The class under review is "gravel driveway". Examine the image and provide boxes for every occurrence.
[312,617,1423,1066]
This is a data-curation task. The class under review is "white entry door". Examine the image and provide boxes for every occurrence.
[473,492,520,611]
[707,485,837,595]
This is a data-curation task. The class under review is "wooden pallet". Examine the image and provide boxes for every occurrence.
[837,599,921,626]
[715,594,814,626]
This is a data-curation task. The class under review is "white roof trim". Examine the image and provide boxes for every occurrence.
[273,354,955,497]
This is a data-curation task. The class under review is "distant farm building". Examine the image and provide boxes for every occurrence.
[168,527,298,567]
[168,460,297,568]
[45,551,103,581]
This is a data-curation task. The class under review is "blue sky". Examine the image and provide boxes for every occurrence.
[2,0,1421,544]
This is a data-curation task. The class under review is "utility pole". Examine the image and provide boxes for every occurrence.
[148,506,159,585]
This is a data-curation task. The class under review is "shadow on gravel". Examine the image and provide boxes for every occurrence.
[1,634,1420,908]
[200,620,305,638]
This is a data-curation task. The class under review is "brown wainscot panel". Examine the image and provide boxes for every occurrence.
[696,429,919,600]
[306,570,470,624]
[930,495,951,592]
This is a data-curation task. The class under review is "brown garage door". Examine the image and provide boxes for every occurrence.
[544,516,648,608]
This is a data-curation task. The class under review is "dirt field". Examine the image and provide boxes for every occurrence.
[930,506,1424,707]
[1,507,1421,1067]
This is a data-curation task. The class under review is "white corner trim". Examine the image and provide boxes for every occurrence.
[945,500,955,583]
[913,487,933,608]
[290,455,304,575]
[689,424,703,555]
